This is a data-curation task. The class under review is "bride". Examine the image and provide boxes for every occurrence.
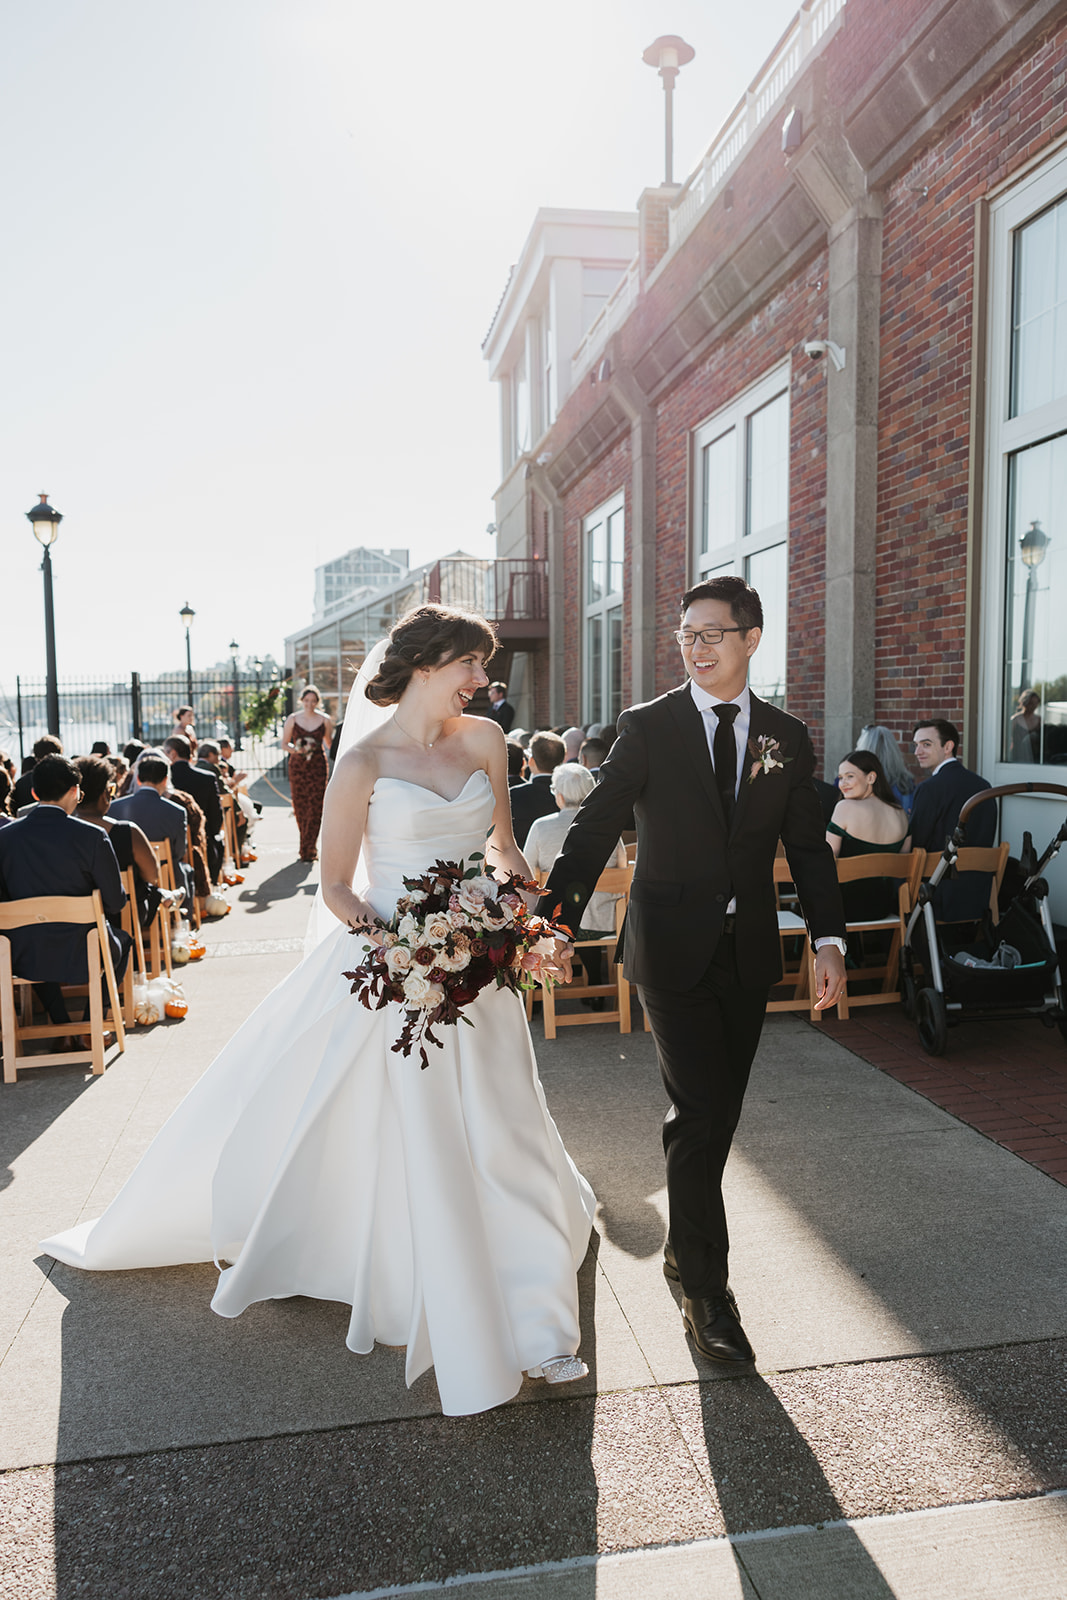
[42,604,596,1417]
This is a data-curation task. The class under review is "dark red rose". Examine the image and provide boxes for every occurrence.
[413,946,434,966]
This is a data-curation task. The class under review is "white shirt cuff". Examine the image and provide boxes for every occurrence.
[814,936,847,954]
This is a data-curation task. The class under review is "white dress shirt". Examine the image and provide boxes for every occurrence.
[688,679,844,954]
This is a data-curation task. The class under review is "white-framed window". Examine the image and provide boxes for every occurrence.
[691,365,790,707]
[583,493,625,726]
[980,146,1067,779]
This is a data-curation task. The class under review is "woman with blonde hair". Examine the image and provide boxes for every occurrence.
[281,684,334,861]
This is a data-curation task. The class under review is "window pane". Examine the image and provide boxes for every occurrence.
[1001,433,1067,763]
[293,638,310,687]
[607,508,624,596]
[310,625,340,718]
[745,392,788,541]
[1011,196,1067,417]
[701,429,736,555]
[608,606,623,724]
[513,352,530,455]
[587,616,603,724]
[587,521,606,604]
[744,543,787,708]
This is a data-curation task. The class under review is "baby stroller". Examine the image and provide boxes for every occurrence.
[900,782,1067,1055]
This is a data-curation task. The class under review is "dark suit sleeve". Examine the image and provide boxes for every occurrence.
[779,729,846,942]
[907,781,933,851]
[90,830,127,918]
[536,712,646,933]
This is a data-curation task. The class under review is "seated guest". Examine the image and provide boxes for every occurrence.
[111,751,192,901]
[171,705,198,757]
[579,737,608,777]
[164,734,223,882]
[118,740,146,796]
[510,731,566,849]
[0,766,13,827]
[74,756,178,929]
[217,738,248,788]
[90,740,111,758]
[856,724,916,813]
[12,735,63,812]
[505,740,526,787]
[165,786,212,903]
[561,727,584,762]
[525,762,627,994]
[0,749,16,783]
[907,719,995,921]
[826,751,909,921]
[0,755,130,1027]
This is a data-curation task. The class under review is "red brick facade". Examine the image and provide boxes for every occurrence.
[528,0,1067,776]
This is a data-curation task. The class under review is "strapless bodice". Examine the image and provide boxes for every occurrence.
[361,770,495,921]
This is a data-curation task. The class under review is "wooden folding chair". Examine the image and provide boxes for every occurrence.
[155,837,191,951]
[0,892,126,1082]
[530,864,633,1038]
[767,855,820,1018]
[825,850,926,1020]
[134,857,174,981]
[220,792,242,880]
[118,868,146,1025]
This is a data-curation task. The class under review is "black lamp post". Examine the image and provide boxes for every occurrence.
[642,35,695,186]
[229,640,243,752]
[26,495,64,737]
[1020,519,1050,693]
[179,602,195,704]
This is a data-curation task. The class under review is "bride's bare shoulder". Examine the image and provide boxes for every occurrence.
[332,740,381,791]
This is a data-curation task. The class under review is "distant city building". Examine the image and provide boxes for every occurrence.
[313,547,409,622]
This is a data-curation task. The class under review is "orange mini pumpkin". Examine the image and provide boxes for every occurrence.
[164,997,189,1019]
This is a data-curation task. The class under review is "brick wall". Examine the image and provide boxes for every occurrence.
[559,437,631,726]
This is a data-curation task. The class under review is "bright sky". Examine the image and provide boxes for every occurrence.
[1,0,801,696]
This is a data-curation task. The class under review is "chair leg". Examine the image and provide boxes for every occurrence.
[617,962,631,1033]
[1,941,19,1085]
[542,978,557,1041]
[87,933,106,1076]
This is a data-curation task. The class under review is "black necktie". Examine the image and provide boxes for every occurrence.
[712,703,740,824]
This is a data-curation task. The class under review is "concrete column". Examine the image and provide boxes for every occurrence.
[525,464,567,724]
[823,192,883,770]
[611,364,658,706]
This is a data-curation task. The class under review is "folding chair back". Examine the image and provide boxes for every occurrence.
[530,863,633,1039]
[827,850,925,1019]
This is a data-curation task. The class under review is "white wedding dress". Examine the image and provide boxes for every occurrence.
[42,771,596,1417]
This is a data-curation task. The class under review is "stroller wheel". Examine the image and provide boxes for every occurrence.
[916,988,948,1056]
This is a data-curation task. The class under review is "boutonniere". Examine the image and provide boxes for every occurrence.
[747,734,793,784]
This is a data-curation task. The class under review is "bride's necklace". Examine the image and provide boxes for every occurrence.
[393,714,440,751]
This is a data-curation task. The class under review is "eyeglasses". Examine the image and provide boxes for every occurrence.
[674,627,746,647]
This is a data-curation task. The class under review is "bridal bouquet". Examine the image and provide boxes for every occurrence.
[293,736,318,761]
[343,851,569,1068]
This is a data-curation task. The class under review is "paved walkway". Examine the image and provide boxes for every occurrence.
[3,804,1067,1598]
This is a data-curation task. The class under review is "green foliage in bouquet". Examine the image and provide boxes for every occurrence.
[242,680,291,738]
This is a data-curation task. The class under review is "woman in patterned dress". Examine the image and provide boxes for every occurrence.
[282,686,334,861]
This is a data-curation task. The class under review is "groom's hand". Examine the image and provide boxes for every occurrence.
[547,938,574,984]
[813,946,847,1011]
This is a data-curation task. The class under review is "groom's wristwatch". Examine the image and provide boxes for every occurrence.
[814,937,847,954]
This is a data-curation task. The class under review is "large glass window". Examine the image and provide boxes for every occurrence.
[984,153,1067,775]
[583,495,625,726]
[692,367,790,708]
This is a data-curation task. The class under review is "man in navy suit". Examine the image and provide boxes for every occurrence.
[908,719,995,920]
[510,731,565,848]
[110,752,194,901]
[487,682,515,733]
[164,734,224,882]
[0,755,130,1024]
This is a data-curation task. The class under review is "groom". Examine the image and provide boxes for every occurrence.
[539,576,846,1366]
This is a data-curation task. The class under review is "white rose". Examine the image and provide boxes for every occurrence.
[396,913,419,941]
[424,915,452,945]
[402,972,438,1008]
[436,944,471,972]
[385,945,413,979]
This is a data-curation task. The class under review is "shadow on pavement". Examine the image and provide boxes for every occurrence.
[236,859,315,916]
[49,1247,600,1597]
[0,1071,98,1191]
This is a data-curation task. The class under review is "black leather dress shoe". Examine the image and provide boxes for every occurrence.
[682,1291,755,1367]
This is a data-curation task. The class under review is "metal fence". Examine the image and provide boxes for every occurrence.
[1,671,289,763]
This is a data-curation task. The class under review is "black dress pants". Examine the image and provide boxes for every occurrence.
[639,928,768,1298]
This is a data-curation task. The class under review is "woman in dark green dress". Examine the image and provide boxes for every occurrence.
[826,750,910,923]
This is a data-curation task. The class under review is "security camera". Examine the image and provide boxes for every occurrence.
[802,339,846,372]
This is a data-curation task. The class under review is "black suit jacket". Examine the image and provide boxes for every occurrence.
[538,685,845,991]
[510,773,558,849]
[0,805,128,982]
[489,700,515,734]
[908,761,996,920]
[169,759,222,837]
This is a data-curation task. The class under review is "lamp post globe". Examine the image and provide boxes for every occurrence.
[26,495,64,737]
[642,35,695,186]
[180,602,196,705]
[1019,521,1050,694]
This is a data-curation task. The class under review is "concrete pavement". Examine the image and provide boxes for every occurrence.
[3,801,1067,1598]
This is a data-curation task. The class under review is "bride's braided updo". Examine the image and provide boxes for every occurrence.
[364,604,498,706]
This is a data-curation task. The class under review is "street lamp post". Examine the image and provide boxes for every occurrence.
[179,603,195,705]
[230,640,243,753]
[1019,519,1050,694]
[26,495,64,737]
[642,35,695,186]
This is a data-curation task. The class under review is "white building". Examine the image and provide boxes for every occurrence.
[313,547,410,623]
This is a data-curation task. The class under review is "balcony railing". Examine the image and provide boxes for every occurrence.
[668,0,845,249]
[426,558,548,632]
